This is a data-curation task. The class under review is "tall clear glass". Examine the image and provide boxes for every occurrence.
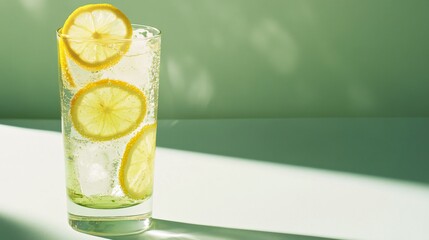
[56,24,161,236]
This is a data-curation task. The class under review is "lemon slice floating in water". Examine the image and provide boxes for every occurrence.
[61,4,132,71]
[70,79,147,141]
[120,124,157,200]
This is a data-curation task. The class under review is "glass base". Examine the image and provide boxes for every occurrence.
[67,196,153,236]
[69,213,151,236]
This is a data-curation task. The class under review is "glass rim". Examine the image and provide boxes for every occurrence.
[56,24,161,42]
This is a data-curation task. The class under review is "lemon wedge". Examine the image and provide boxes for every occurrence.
[58,39,76,87]
[119,123,157,200]
[70,79,146,141]
[61,4,132,70]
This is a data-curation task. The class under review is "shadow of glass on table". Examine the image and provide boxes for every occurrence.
[0,214,59,240]
[108,219,333,240]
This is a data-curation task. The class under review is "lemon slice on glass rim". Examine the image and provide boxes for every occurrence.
[120,123,157,200]
[70,79,147,141]
[60,4,133,71]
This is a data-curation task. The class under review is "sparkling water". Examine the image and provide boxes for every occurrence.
[59,25,161,212]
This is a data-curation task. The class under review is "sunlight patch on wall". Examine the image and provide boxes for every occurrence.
[167,56,214,111]
[250,19,299,75]
[20,0,46,19]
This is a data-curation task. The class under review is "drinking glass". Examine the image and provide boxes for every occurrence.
[56,24,161,236]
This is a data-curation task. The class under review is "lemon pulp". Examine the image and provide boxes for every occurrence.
[70,79,147,141]
[119,124,157,200]
[61,4,132,71]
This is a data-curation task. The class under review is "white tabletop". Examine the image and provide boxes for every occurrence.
[0,122,429,240]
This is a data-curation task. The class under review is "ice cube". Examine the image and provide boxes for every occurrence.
[74,143,116,196]
[101,52,153,89]
[102,30,156,88]
[133,28,154,39]
[127,28,159,56]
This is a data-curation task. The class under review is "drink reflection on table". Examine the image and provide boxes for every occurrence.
[108,219,333,240]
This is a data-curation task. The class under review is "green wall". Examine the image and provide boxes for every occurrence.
[0,0,428,118]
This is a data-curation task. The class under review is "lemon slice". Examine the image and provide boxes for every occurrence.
[120,123,157,200]
[70,79,146,141]
[58,39,76,87]
[61,4,132,70]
